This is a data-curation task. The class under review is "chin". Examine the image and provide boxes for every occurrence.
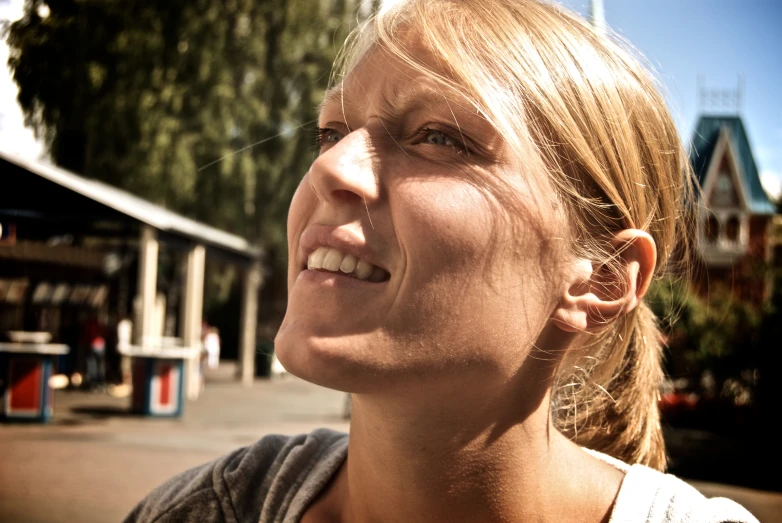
[274,320,381,393]
[274,292,393,392]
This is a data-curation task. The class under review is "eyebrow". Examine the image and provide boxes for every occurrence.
[319,80,501,158]
[387,84,473,122]
[318,86,346,115]
[320,79,481,129]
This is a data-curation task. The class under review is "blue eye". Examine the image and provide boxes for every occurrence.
[317,127,344,147]
[424,129,455,147]
[325,130,343,143]
[420,127,469,155]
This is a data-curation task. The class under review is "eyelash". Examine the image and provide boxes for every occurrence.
[312,126,469,155]
[311,127,341,151]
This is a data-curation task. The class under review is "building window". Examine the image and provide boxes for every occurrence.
[712,171,737,207]
[705,215,720,244]
[725,215,740,242]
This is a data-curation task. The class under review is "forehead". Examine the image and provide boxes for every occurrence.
[320,44,477,120]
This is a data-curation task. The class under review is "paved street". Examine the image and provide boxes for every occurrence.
[0,366,349,523]
[0,365,779,522]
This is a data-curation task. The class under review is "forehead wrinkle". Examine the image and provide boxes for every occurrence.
[319,84,362,127]
[352,71,413,161]
[381,76,473,124]
[323,68,490,144]
[318,86,342,114]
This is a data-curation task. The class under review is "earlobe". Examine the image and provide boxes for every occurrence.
[551,230,656,333]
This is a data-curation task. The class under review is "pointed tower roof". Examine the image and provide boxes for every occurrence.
[690,115,776,215]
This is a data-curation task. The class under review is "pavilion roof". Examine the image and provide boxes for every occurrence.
[1,149,261,259]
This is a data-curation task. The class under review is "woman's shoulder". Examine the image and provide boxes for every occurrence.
[584,449,759,523]
[123,428,349,523]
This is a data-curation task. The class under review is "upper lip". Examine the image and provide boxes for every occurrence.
[299,224,388,272]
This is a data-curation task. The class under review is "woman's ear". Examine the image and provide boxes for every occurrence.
[551,229,656,333]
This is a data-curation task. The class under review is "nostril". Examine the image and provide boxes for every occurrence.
[332,189,362,202]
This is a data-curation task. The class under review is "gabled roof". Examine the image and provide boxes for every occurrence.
[689,115,776,215]
[1,149,261,259]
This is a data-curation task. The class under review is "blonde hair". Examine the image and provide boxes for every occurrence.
[332,0,693,470]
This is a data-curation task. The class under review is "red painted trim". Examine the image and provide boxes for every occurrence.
[9,358,41,412]
[159,364,171,407]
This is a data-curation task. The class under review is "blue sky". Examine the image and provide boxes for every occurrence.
[559,0,782,199]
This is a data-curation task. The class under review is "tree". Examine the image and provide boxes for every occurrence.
[6,0,364,261]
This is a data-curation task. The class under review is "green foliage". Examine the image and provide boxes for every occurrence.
[647,275,772,404]
[6,0,364,268]
[650,278,764,363]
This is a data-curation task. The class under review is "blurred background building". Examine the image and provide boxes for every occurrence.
[0,150,261,397]
[691,114,778,302]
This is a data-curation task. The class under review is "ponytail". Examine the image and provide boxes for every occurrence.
[552,301,666,470]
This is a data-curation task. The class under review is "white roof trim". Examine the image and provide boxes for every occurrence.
[700,128,750,212]
[1,149,260,258]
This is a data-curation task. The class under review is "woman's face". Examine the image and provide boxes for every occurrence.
[275,45,568,395]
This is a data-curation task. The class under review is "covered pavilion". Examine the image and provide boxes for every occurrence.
[0,149,262,398]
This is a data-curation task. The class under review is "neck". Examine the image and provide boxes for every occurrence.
[304,327,625,523]
[314,369,622,523]
[345,392,559,522]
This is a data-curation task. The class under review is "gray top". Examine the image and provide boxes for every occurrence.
[124,429,758,523]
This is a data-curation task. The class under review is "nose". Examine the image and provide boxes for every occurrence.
[307,129,380,205]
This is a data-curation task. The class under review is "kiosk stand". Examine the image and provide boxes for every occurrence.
[120,344,198,417]
[0,341,69,422]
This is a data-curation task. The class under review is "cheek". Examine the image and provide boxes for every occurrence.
[286,177,316,282]
[394,179,495,274]
[288,175,313,231]
[388,178,558,350]
[392,176,550,288]
[389,180,498,335]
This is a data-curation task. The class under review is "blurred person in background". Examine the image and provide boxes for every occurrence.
[82,313,106,391]
[203,324,221,371]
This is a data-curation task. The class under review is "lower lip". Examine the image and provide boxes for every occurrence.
[297,269,387,289]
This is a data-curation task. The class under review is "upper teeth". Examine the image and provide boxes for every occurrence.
[307,247,388,282]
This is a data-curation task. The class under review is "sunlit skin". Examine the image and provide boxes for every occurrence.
[275,41,656,523]
[277,47,562,399]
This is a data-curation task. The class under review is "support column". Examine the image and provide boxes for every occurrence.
[135,226,159,349]
[182,244,205,400]
[240,262,262,388]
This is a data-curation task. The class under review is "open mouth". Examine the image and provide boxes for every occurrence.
[306,246,390,282]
